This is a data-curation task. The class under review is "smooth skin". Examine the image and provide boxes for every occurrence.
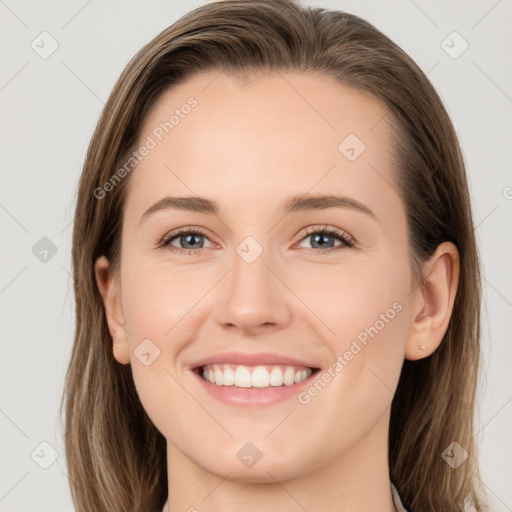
[95,71,459,512]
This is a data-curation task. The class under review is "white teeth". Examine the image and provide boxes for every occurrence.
[214,366,223,386]
[201,364,313,388]
[251,366,270,388]
[223,366,235,386]
[269,367,284,386]
[234,366,252,388]
[283,367,295,386]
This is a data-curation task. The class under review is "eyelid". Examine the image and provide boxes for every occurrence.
[159,224,356,254]
[159,225,215,248]
[297,224,353,240]
[293,224,355,250]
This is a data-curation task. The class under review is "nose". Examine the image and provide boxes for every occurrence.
[215,246,292,335]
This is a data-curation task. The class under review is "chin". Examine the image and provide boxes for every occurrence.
[197,452,307,484]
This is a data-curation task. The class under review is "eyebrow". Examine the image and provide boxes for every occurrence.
[140,193,375,223]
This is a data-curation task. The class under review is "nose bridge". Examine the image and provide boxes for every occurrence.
[216,236,291,332]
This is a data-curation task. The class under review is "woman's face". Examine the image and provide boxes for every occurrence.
[101,71,417,482]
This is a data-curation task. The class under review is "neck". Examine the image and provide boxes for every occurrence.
[165,409,395,512]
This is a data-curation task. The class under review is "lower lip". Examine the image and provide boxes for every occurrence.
[192,369,318,406]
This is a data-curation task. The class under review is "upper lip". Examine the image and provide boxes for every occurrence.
[190,351,319,370]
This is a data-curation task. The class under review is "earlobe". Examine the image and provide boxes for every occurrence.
[405,242,460,361]
[94,256,131,365]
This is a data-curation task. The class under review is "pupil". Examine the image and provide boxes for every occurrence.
[312,234,333,249]
[178,233,336,250]
[182,234,203,249]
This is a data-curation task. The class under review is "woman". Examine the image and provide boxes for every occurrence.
[61,0,487,510]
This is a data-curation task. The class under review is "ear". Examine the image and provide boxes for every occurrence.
[405,242,460,361]
[94,255,130,365]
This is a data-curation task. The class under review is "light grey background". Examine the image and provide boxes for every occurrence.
[1,0,511,510]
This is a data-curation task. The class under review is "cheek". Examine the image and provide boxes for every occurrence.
[292,277,409,454]
[118,262,201,423]
[297,252,411,410]
[289,251,410,349]
[120,259,213,341]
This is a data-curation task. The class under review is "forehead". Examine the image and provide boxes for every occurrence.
[124,70,398,220]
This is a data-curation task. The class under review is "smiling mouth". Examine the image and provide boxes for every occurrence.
[195,363,320,388]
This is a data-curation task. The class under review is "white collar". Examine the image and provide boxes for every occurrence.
[391,482,408,512]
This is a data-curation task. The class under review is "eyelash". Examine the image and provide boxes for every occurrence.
[298,225,355,252]
[159,224,355,256]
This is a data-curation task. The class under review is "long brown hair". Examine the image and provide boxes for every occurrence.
[60,1,487,510]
